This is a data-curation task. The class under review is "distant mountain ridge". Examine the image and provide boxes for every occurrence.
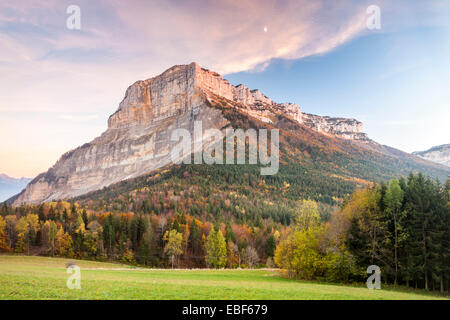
[0,174,31,202]
[413,144,450,167]
[8,63,450,206]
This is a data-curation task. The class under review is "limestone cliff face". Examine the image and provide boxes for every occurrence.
[300,113,368,141]
[413,144,450,167]
[107,63,365,141]
[12,62,369,205]
[14,63,228,205]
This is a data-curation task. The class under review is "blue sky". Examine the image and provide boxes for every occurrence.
[226,26,450,153]
[0,0,449,177]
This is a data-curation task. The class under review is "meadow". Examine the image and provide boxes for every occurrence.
[0,255,447,300]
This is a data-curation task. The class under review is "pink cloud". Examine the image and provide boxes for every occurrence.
[0,0,448,176]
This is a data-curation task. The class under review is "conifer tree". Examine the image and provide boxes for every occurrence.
[384,179,404,285]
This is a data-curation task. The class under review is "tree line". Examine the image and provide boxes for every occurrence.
[1,172,448,293]
[0,200,279,269]
[274,173,449,293]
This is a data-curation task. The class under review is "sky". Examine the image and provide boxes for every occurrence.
[0,0,449,178]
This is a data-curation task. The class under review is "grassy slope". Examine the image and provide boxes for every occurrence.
[0,256,447,300]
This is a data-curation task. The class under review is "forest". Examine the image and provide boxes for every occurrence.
[1,172,448,293]
[275,173,449,293]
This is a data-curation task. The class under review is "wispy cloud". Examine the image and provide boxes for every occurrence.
[0,0,377,115]
[0,0,448,176]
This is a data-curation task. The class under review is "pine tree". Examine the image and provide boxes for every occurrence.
[189,220,202,255]
[429,179,449,293]
[384,179,404,285]
[82,209,88,226]
[103,214,116,258]
[136,216,153,266]
[266,234,276,258]
[37,205,45,221]
[403,173,437,290]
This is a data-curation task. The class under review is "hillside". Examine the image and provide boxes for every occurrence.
[73,96,449,211]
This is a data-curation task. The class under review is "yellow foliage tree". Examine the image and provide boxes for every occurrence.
[0,216,10,251]
[274,226,326,279]
[15,217,29,254]
[55,226,73,257]
[42,220,58,256]
[295,200,320,231]
[205,227,227,268]
[163,229,183,268]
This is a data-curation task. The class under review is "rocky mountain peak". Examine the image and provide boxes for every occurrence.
[10,63,370,205]
[108,62,366,140]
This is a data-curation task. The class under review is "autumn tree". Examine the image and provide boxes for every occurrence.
[15,214,39,254]
[295,200,320,231]
[85,220,104,257]
[5,215,17,249]
[42,220,58,256]
[205,227,227,268]
[55,226,73,257]
[227,240,238,268]
[345,186,386,267]
[0,216,9,251]
[243,246,259,268]
[163,229,183,268]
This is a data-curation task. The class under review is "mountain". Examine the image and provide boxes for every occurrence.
[9,63,450,206]
[413,144,450,167]
[0,174,31,202]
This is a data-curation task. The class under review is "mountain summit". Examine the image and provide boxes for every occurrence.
[107,62,367,139]
[10,63,449,206]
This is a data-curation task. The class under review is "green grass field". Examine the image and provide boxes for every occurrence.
[0,255,447,300]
